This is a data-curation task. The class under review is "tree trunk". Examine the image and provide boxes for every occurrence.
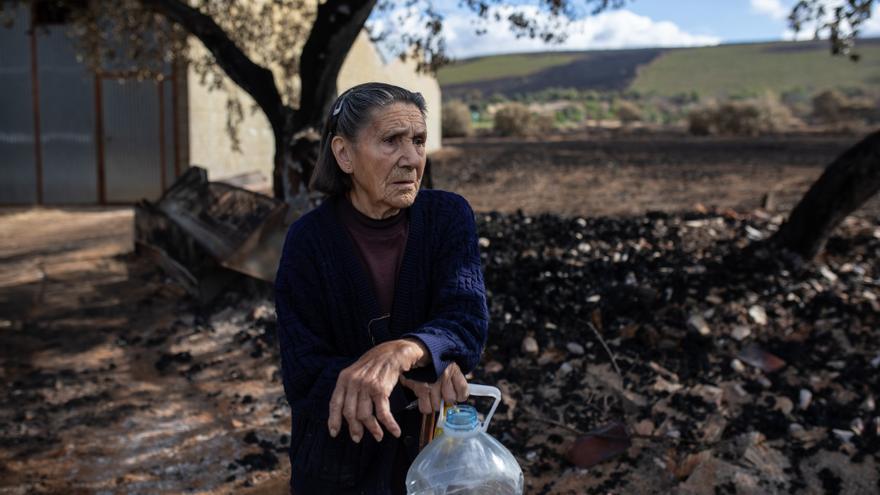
[768,129,880,259]
[277,0,377,204]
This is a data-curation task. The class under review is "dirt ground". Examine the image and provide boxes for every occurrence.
[0,208,289,494]
[0,130,876,494]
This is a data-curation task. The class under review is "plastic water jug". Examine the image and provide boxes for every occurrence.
[405,384,524,495]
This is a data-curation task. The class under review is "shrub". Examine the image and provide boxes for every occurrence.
[687,96,798,136]
[848,97,880,123]
[493,103,555,136]
[583,100,611,121]
[687,106,715,136]
[487,92,508,105]
[615,100,643,124]
[812,89,848,123]
[442,100,473,138]
[555,104,584,124]
[531,113,556,134]
[812,89,877,124]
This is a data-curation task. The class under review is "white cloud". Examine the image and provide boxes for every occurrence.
[751,0,788,20]
[782,1,880,40]
[862,9,880,35]
[436,7,720,58]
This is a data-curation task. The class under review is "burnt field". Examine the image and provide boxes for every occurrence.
[1,130,879,494]
[440,47,665,100]
[432,129,880,219]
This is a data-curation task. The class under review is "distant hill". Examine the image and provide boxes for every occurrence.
[438,38,880,99]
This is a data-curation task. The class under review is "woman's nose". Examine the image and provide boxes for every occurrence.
[400,139,423,167]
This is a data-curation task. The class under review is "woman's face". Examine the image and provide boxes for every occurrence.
[332,102,427,219]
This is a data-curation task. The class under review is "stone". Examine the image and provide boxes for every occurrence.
[691,384,724,408]
[521,336,539,354]
[478,237,490,248]
[731,359,746,373]
[537,348,566,366]
[678,454,739,495]
[632,419,655,436]
[850,418,864,436]
[565,342,585,355]
[705,294,723,305]
[774,396,794,415]
[558,362,574,376]
[673,450,712,480]
[819,265,838,282]
[250,302,275,322]
[484,360,504,373]
[687,314,711,336]
[832,429,854,443]
[700,414,727,443]
[748,305,768,326]
[653,376,683,393]
[799,389,812,410]
[731,325,751,341]
[745,225,765,240]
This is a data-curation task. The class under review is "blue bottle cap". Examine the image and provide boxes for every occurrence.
[444,404,479,432]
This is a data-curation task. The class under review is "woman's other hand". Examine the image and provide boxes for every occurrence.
[400,362,469,415]
[328,338,428,443]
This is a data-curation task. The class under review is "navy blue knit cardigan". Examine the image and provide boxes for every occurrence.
[274,190,489,494]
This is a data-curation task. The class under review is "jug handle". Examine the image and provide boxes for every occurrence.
[439,383,502,433]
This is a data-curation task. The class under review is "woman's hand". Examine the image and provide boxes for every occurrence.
[328,338,428,443]
[400,362,469,414]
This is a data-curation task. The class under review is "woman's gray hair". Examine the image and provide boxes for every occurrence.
[309,82,427,195]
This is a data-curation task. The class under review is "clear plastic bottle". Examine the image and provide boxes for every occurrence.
[405,384,524,495]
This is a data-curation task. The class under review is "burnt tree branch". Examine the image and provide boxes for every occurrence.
[768,129,880,259]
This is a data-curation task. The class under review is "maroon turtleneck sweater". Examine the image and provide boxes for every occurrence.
[336,195,410,316]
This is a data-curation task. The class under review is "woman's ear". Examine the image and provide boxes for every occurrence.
[331,136,353,174]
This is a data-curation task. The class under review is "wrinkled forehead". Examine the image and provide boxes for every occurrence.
[366,102,427,135]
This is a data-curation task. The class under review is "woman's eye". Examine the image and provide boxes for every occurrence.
[383,136,396,143]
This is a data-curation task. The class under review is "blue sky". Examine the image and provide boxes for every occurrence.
[627,0,790,42]
[368,0,880,59]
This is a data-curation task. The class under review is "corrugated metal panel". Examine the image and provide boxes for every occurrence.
[0,6,37,204]
[102,79,162,202]
[37,24,98,204]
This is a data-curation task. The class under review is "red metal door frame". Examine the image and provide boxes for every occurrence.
[25,3,178,206]
[29,6,43,205]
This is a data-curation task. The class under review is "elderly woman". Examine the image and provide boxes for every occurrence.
[274,82,489,494]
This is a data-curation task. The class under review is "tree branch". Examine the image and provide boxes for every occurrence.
[296,0,377,129]
[140,0,284,130]
[769,129,880,259]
